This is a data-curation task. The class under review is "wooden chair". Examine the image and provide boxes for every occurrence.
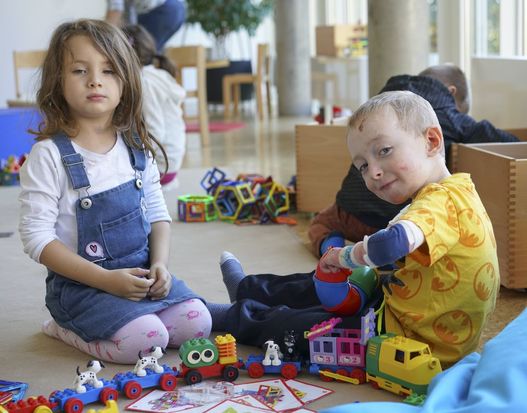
[7,50,47,107]
[222,43,272,120]
[165,45,210,147]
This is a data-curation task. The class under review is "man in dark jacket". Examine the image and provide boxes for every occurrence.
[309,64,519,257]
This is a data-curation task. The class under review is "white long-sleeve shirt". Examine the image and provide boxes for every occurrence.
[19,135,171,263]
[141,65,186,174]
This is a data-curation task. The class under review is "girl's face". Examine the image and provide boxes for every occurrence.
[62,35,123,124]
[348,107,438,205]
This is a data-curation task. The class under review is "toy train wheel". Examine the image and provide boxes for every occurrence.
[100,388,119,403]
[335,369,349,383]
[319,370,333,382]
[247,363,265,378]
[350,369,366,384]
[160,373,177,391]
[34,406,53,413]
[280,364,298,379]
[64,398,83,413]
[370,380,380,390]
[185,371,203,385]
[222,366,239,382]
[124,381,143,399]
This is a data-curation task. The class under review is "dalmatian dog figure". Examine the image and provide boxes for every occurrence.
[133,346,166,377]
[262,340,282,366]
[73,360,105,393]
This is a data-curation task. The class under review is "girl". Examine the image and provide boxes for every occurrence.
[18,19,211,364]
[123,24,186,187]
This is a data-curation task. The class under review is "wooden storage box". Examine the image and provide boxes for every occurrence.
[295,124,349,213]
[315,25,366,57]
[450,142,527,289]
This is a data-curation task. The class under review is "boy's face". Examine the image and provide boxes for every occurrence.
[348,107,440,204]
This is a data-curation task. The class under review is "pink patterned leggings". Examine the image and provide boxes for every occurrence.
[42,298,212,364]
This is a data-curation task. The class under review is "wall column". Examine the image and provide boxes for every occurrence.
[368,0,429,96]
[275,0,311,116]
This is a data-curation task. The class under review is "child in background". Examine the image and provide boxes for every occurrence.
[19,19,211,364]
[309,64,519,258]
[207,91,499,366]
[123,24,186,187]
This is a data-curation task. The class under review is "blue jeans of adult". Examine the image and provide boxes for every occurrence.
[138,0,186,52]
[223,271,384,357]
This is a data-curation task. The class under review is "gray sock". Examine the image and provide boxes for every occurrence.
[220,251,246,303]
[206,302,232,331]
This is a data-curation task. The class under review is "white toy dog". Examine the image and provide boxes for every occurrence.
[262,340,282,366]
[133,346,166,376]
[74,360,105,393]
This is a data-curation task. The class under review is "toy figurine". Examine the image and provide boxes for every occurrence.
[282,331,300,362]
[73,361,105,394]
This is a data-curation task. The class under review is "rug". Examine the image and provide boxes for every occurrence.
[185,121,246,133]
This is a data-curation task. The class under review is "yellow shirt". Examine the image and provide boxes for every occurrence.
[384,173,499,365]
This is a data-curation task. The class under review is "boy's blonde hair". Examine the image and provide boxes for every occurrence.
[32,19,165,166]
[348,90,440,139]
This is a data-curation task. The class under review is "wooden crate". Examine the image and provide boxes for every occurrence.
[315,25,366,57]
[450,142,527,289]
[295,124,350,213]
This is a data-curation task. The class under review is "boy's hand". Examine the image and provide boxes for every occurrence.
[148,263,172,300]
[104,268,154,301]
[319,248,343,273]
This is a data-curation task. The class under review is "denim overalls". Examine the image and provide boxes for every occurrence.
[45,135,200,342]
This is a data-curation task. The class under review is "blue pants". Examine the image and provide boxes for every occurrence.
[139,0,186,52]
[223,271,383,356]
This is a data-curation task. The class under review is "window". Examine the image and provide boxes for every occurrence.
[394,350,405,363]
[473,0,526,56]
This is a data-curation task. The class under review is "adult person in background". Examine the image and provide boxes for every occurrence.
[106,0,186,52]
[309,63,520,257]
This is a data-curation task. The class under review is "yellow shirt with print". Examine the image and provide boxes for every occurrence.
[383,173,499,365]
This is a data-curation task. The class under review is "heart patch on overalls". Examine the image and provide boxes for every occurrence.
[85,241,105,258]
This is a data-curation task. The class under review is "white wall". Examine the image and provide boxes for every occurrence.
[0,1,107,108]
[471,57,527,129]
[0,0,275,109]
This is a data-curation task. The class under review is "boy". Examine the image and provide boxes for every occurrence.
[310,64,518,258]
[207,91,499,366]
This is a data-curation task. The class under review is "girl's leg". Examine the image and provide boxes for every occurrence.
[42,314,169,364]
[156,299,212,347]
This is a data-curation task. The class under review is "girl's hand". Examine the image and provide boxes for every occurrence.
[319,247,343,273]
[148,263,172,300]
[104,268,154,301]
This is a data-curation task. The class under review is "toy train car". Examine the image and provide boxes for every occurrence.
[306,309,442,397]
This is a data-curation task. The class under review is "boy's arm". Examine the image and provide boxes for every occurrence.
[40,240,153,301]
[339,220,425,268]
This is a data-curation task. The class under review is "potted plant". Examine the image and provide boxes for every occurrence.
[187,0,274,60]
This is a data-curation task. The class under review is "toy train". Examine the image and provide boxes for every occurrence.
[3,312,442,413]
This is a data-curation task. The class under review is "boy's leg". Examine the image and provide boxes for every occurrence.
[223,299,364,357]
[42,314,169,364]
[156,298,212,347]
[236,271,320,308]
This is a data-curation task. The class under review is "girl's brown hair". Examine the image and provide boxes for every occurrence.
[33,18,167,167]
[122,24,177,77]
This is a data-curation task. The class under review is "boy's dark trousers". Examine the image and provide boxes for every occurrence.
[223,271,383,357]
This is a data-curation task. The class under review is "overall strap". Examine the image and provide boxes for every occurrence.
[127,133,147,172]
[52,135,91,190]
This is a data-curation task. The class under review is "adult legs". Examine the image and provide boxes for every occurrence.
[138,0,186,52]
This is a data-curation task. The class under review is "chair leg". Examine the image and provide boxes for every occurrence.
[223,77,232,119]
[265,80,272,117]
[233,85,240,116]
[255,81,264,120]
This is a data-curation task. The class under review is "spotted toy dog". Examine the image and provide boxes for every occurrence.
[133,346,166,377]
[74,360,105,393]
[262,340,282,366]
